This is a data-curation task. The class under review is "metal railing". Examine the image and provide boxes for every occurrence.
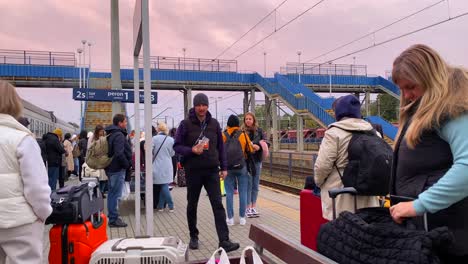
[281,62,367,76]
[143,56,238,72]
[0,49,76,66]
[262,151,318,189]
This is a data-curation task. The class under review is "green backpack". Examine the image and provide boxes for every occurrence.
[86,135,112,169]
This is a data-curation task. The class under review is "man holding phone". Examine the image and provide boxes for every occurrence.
[174,93,240,252]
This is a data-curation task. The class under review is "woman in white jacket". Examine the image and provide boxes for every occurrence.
[0,81,52,263]
[314,95,380,220]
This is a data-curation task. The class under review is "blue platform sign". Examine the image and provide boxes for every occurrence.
[72,88,157,104]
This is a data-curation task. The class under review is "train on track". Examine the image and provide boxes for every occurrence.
[22,98,79,138]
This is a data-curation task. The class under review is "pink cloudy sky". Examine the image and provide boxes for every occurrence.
[2,0,468,128]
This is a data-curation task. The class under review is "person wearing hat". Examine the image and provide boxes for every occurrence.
[44,128,66,190]
[314,95,380,220]
[174,93,240,252]
[222,115,254,226]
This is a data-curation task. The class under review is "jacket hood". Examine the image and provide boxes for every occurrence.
[0,114,33,136]
[226,126,240,135]
[45,132,59,140]
[328,118,374,132]
[188,108,213,124]
[105,125,128,136]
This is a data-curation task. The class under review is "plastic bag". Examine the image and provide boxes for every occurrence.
[206,248,230,264]
[240,246,263,264]
[121,182,131,200]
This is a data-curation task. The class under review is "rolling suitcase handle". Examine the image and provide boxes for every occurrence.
[328,187,357,220]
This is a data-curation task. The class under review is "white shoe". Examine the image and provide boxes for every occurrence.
[251,207,259,217]
[239,217,246,226]
[226,218,234,226]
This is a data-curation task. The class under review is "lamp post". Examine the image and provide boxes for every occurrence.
[81,40,87,88]
[77,48,83,124]
[297,51,302,83]
[263,52,267,77]
[329,61,333,96]
[182,48,186,70]
[210,96,222,120]
[87,41,93,88]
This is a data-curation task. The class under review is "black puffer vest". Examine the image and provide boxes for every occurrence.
[391,113,468,256]
[182,114,220,170]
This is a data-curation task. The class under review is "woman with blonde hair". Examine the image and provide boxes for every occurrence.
[0,81,52,263]
[152,122,175,211]
[389,44,468,262]
[241,112,267,217]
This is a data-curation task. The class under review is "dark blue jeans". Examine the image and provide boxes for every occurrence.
[107,170,125,223]
[47,166,59,191]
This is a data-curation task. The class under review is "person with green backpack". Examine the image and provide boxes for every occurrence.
[103,114,132,228]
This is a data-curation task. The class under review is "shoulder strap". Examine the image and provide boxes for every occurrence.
[152,135,168,163]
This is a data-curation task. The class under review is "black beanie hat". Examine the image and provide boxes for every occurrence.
[334,95,362,121]
[227,115,240,127]
[193,93,209,106]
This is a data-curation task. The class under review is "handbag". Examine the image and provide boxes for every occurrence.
[243,132,257,177]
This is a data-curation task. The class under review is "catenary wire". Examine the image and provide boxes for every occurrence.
[313,10,468,68]
[213,0,289,60]
[232,0,326,60]
[304,0,446,63]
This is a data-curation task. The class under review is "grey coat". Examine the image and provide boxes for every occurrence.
[151,133,175,185]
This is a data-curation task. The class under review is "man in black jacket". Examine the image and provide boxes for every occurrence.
[44,129,65,191]
[174,93,239,252]
[105,114,132,228]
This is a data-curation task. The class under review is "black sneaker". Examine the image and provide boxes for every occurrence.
[219,240,240,253]
[189,237,199,250]
[109,218,128,228]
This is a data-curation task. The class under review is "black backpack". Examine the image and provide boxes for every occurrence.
[332,127,393,195]
[224,130,245,170]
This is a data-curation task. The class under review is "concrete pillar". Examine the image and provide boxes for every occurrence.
[271,99,279,151]
[184,88,192,118]
[250,88,256,114]
[243,91,249,114]
[264,95,271,136]
[111,0,122,116]
[297,115,304,152]
[365,90,370,117]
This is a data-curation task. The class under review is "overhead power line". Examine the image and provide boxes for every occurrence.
[213,0,289,60]
[232,0,326,60]
[316,10,468,67]
[304,0,446,63]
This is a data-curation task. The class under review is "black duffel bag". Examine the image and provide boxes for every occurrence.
[46,183,104,225]
[317,207,454,264]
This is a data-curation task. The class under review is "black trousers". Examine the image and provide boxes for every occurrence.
[78,157,85,181]
[186,168,229,243]
[58,166,65,188]
[152,184,161,209]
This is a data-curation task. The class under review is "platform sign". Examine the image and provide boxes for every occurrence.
[72,88,157,104]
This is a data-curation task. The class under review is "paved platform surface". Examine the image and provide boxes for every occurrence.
[42,181,301,263]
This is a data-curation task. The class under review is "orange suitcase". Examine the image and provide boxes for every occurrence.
[49,213,108,264]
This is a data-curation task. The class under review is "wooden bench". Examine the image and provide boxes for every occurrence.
[248,224,336,264]
[189,224,336,264]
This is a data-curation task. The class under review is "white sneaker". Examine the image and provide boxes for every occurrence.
[239,217,246,226]
[251,207,259,217]
[246,208,255,218]
[226,218,234,226]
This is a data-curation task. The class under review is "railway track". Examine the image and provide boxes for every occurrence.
[260,179,302,195]
[264,163,312,177]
